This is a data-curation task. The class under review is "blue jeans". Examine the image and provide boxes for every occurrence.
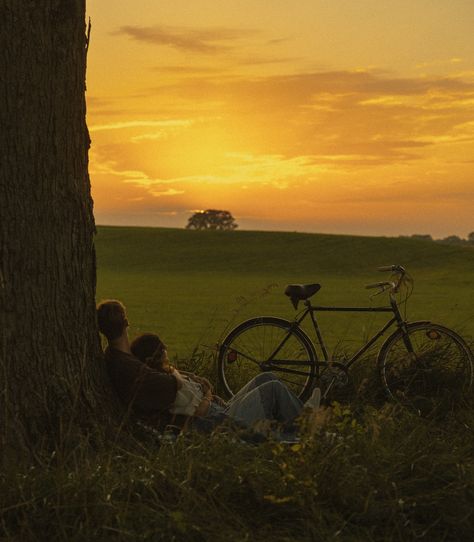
[205,372,303,429]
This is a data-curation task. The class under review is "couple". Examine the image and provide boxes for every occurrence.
[97,299,321,435]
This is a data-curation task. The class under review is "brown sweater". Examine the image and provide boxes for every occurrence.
[105,346,182,426]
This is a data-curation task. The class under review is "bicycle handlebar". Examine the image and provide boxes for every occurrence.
[368,264,407,294]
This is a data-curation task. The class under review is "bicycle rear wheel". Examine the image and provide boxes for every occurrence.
[218,317,317,401]
[378,322,473,413]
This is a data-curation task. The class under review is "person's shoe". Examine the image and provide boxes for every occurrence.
[304,387,321,410]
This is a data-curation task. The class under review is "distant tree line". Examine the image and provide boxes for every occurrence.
[400,232,474,246]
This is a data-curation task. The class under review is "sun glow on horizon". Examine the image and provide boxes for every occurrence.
[87,0,474,237]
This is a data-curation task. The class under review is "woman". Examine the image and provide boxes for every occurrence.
[130,333,321,433]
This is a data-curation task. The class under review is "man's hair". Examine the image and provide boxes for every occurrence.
[130,333,165,364]
[96,299,127,341]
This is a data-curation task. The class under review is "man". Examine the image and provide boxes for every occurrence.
[97,299,183,429]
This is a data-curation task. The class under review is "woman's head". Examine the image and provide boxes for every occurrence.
[130,333,167,369]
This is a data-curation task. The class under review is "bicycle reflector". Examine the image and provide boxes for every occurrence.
[426,330,441,340]
[227,350,238,363]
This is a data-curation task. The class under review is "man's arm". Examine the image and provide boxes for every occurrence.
[132,365,180,412]
[169,367,184,390]
[178,370,213,393]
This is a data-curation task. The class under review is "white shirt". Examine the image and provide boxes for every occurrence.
[169,376,204,416]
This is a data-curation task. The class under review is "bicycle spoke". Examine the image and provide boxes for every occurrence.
[380,323,473,413]
[218,318,315,400]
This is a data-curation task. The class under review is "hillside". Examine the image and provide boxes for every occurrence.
[96,225,474,276]
[96,226,474,357]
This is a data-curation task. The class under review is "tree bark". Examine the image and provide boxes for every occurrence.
[0,0,111,456]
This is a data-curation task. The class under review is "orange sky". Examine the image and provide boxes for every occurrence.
[86,0,474,237]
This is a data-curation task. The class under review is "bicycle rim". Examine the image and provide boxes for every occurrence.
[218,318,316,401]
[379,323,473,413]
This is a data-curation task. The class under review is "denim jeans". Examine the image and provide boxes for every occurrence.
[204,372,303,429]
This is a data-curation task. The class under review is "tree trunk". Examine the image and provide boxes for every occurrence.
[0,1,111,456]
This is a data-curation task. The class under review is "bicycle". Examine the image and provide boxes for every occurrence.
[217,265,473,412]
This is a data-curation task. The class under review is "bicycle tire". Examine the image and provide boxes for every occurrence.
[218,317,317,401]
[378,322,473,412]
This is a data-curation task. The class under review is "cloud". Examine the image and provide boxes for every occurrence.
[153,56,299,75]
[90,159,186,199]
[89,65,474,226]
[266,37,292,46]
[90,157,182,186]
[114,25,256,54]
[130,132,168,142]
[89,69,474,161]
[90,65,474,176]
[86,96,126,118]
[148,188,185,197]
[89,119,193,132]
[143,68,474,164]
[104,152,327,191]
[235,55,301,67]
[87,96,113,108]
[150,69,474,106]
[153,65,226,75]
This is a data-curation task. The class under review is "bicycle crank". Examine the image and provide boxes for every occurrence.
[319,362,350,399]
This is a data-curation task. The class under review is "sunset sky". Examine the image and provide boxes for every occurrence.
[86,1,474,237]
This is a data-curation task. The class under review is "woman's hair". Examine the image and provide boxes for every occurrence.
[96,299,127,340]
[130,333,166,367]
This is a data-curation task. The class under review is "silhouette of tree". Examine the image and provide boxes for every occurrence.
[468,232,474,244]
[186,209,238,231]
[411,234,433,242]
[441,235,463,245]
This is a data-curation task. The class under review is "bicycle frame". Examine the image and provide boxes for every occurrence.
[266,293,410,378]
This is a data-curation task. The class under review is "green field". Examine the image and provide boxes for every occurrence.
[3,226,474,541]
[96,225,474,362]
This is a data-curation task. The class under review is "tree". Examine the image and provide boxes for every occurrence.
[410,234,433,242]
[468,232,474,244]
[0,1,110,455]
[186,209,238,231]
[441,235,463,245]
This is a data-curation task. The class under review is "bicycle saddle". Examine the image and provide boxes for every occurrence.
[284,283,321,309]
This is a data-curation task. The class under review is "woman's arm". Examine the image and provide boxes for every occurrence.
[168,369,216,417]
[194,387,213,417]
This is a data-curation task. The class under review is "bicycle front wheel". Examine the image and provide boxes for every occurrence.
[378,322,473,412]
[218,317,317,401]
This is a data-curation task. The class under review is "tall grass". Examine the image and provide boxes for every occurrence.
[1,403,473,541]
[2,346,474,541]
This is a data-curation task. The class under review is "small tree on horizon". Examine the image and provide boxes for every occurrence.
[186,209,238,231]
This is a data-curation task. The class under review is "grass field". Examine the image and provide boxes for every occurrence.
[96,225,474,365]
[3,226,474,541]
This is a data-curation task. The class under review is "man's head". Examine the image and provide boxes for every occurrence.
[96,299,128,341]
